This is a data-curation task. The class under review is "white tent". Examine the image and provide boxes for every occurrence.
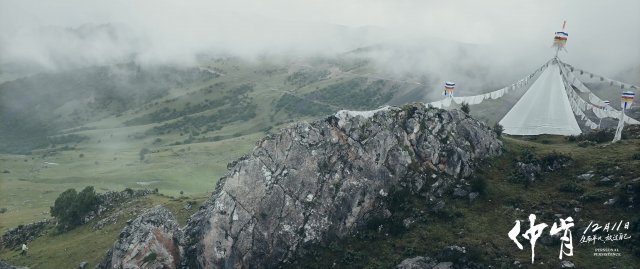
[499,61,582,135]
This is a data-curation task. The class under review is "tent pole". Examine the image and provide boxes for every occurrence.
[613,106,625,142]
[598,118,602,129]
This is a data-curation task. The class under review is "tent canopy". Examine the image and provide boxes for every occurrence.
[499,61,582,135]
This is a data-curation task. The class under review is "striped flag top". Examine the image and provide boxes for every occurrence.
[443,81,455,96]
[553,31,568,47]
[445,81,456,89]
[621,91,635,109]
[554,32,568,40]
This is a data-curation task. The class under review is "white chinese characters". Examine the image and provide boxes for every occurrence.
[508,214,574,264]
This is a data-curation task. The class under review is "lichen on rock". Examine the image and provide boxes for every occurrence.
[181,104,502,268]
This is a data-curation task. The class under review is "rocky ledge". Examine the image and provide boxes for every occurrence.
[96,206,182,269]
[100,104,503,268]
[183,105,502,268]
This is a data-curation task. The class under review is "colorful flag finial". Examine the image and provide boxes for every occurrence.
[621,91,635,109]
[443,81,456,97]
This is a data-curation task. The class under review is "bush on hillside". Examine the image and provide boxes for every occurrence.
[492,123,504,137]
[50,186,99,231]
[460,102,470,114]
[567,129,614,143]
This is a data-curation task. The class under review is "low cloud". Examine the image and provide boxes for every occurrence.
[1,0,638,87]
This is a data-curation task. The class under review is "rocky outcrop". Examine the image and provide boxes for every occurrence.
[0,220,50,250]
[396,256,437,269]
[83,189,155,225]
[96,206,182,269]
[181,105,502,268]
[0,261,29,269]
[396,245,485,269]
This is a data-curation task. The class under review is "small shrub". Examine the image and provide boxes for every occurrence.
[469,176,487,194]
[460,102,470,114]
[632,153,640,160]
[569,129,614,143]
[142,252,157,264]
[139,147,150,161]
[492,123,504,137]
[558,181,584,193]
[504,196,524,208]
[579,190,609,202]
[577,141,595,147]
[540,151,572,170]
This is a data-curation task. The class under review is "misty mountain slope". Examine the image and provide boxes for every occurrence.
[0,63,217,153]
[0,56,416,152]
[4,110,639,269]
[0,56,426,231]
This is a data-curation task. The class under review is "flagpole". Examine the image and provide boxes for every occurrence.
[555,20,566,59]
[598,118,602,129]
[613,106,625,142]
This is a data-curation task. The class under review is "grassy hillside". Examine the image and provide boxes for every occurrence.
[0,193,207,269]
[0,56,421,233]
[2,55,638,267]
[291,135,640,268]
[1,135,638,268]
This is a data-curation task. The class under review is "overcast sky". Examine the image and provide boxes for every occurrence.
[1,0,638,79]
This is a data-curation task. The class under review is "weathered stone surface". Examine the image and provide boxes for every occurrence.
[433,262,453,269]
[577,173,594,180]
[396,256,436,269]
[560,260,575,268]
[395,245,484,269]
[0,220,50,250]
[452,188,468,197]
[96,206,182,269]
[182,105,502,268]
[0,261,29,269]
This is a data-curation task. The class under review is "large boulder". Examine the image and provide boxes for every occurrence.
[96,206,182,269]
[182,105,502,268]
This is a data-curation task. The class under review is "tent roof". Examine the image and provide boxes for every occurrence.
[499,61,582,135]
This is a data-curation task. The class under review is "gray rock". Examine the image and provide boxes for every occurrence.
[181,105,502,268]
[577,173,594,180]
[453,188,468,197]
[432,201,446,212]
[468,192,479,202]
[600,177,612,182]
[1,220,50,250]
[604,198,617,206]
[402,218,415,229]
[396,256,436,269]
[433,261,453,269]
[0,261,29,269]
[78,261,87,269]
[96,206,182,269]
[540,234,559,246]
[561,260,575,268]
